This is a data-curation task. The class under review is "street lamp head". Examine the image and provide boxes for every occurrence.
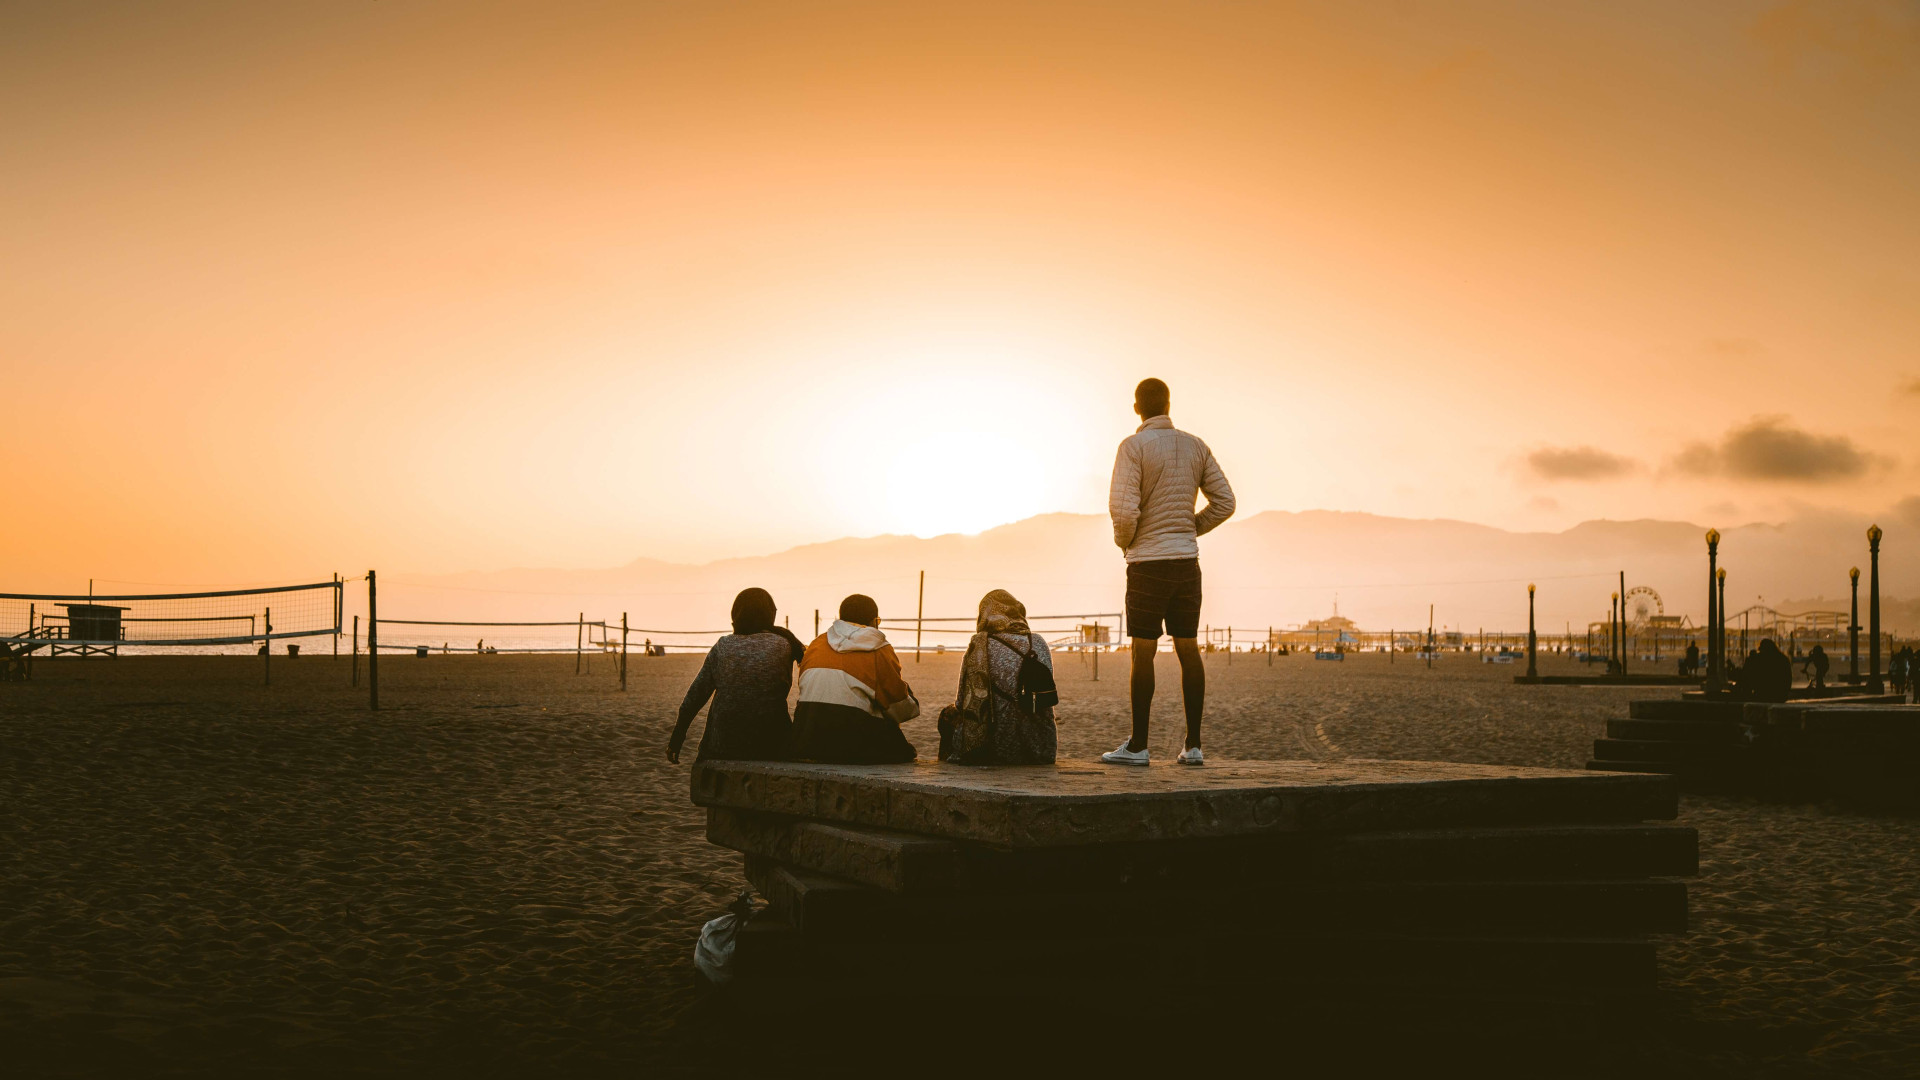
[1867,523,1882,544]
[1852,566,1860,582]
[1717,568,1726,582]
[1705,528,1720,546]
[1528,583,1535,595]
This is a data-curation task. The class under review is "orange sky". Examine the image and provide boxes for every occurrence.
[5,1,1917,589]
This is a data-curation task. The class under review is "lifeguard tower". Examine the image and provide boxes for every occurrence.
[53,603,129,657]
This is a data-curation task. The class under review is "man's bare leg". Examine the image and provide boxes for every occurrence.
[1127,637,1158,752]
[1172,637,1205,749]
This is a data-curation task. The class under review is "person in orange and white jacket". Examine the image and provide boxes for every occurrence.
[791,593,920,764]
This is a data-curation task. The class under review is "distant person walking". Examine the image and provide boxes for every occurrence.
[1101,378,1235,766]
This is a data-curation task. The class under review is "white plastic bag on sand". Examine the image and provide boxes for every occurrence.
[693,912,741,986]
[694,891,759,986]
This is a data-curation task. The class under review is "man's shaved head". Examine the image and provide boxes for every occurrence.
[1135,378,1170,418]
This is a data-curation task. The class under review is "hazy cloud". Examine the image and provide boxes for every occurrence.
[1527,495,1561,512]
[1750,0,1920,78]
[1895,496,1920,527]
[1901,377,1920,398]
[1673,415,1885,482]
[1526,446,1637,481]
[1702,337,1766,358]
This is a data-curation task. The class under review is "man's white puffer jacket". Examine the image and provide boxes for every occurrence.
[1108,415,1236,563]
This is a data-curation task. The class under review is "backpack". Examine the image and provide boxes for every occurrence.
[938,633,1057,764]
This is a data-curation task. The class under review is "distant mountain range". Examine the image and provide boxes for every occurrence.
[383,510,1917,640]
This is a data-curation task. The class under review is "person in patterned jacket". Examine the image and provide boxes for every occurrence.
[791,594,921,764]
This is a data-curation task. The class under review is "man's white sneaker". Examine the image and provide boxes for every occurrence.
[1176,746,1205,766]
[1101,742,1151,766]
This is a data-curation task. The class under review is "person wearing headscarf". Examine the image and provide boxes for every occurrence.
[937,590,1059,765]
[668,588,807,763]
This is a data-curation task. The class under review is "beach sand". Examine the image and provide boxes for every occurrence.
[2,650,1915,1076]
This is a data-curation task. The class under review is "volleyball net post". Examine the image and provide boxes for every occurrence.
[368,570,379,711]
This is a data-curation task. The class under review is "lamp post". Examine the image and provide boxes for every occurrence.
[1705,529,1722,691]
[1526,583,1538,679]
[1868,524,1884,694]
[1610,592,1620,674]
[1717,567,1727,679]
[1620,570,1629,676]
[1849,566,1861,682]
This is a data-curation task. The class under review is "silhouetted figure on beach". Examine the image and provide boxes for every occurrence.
[937,590,1059,765]
[1102,377,1235,767]
[1732,639,1792,702]
[790,594,920,764]
[1,642,26,681]
[668,588,806,764]
[1802,644,1830,690]
[1681,641,1700,678]
[1892,645,1913,696]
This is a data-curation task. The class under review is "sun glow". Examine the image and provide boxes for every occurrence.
[815,340,1106,539]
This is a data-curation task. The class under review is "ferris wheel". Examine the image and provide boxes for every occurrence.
[1624,585,1663,626]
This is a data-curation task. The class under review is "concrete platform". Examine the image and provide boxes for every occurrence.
[708,807,1699,893]
[1594,699,1919,806]
[690,759,1678,849]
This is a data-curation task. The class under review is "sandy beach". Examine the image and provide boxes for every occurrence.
[2,650,1915,1076]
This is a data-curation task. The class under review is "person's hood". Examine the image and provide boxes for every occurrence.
[826,619,888,652]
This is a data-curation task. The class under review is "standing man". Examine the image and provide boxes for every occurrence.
[1102,378,1235,766]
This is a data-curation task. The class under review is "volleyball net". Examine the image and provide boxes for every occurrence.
[371,617,611,655]
[868,611,1123,653]
[365,611,1125,656]
[0,580,343,655]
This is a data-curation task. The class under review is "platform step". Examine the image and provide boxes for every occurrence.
[1605,718,1747,742]
[1586,759,1680,775]
[732,915,1659,989]
[1628,698,1747,722]
[692,759,1679,849]
[1592,738,1747,765]
[708,808,1700,892]
[742,858,1689,939]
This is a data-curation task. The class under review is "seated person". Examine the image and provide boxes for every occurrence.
[667,588,806,764]
[1732,639,1793,702]
[791,594,920,764]
[938,590,1059,765]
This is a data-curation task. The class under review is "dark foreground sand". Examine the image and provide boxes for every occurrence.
[2,651,1915,1077]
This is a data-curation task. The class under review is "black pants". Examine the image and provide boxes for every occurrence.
[791,702,917,764]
